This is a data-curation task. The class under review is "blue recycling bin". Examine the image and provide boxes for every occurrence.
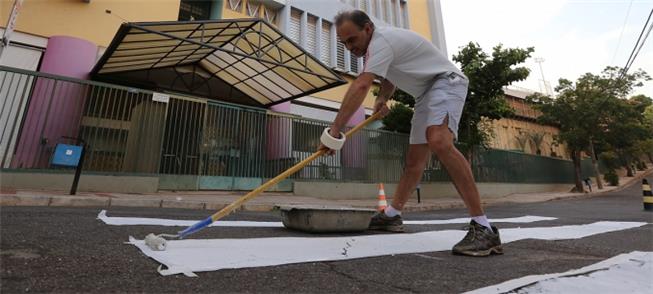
[51,144,83,167]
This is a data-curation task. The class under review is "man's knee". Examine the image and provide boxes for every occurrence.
[405,162,425,175]
[427,129,454,154]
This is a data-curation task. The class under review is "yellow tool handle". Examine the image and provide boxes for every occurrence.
[209,112,382,222]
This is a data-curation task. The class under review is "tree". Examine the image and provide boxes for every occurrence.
[373,42,534,159]
[603,94,652,176]
[453,42,534,158]
[373,88,415,133]
[529,132,545,155]
[528,67,650,192]
[382,102,413,133]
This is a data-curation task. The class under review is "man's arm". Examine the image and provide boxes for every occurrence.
[376,78,396,103]
[329,72,376,136]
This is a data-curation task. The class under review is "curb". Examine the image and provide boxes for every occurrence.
[2,170,649,212]
[547,169,653,202]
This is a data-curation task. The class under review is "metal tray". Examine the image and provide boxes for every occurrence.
[277,205,376,233]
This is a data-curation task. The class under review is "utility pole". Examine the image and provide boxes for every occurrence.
[534,57,552,96]
[0,0,24,62]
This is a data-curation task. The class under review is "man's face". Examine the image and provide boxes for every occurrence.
[336,20,373,57]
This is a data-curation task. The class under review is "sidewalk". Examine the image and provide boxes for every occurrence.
[1,169,651,212]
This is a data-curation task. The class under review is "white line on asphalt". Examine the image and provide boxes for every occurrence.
[125,221,646,276]
[97,210,557,227]
[465,251,653,294]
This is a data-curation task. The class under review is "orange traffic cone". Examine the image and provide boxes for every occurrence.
[377,183,388,212]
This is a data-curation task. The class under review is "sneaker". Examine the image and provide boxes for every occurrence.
[368,211,404,232]
[452,220,503,257]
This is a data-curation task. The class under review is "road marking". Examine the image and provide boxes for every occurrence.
[465,251,653,294]
[97,210,556,227]
[125,221,646,276]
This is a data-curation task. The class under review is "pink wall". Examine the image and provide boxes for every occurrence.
[342,106,368,176]
[11,36,97,168]
[265,102,292,161]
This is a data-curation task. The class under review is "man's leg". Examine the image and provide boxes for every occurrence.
[425,118,483,217]
[390,144,431,210]
[368,144,430,232]
[426,116,503,256]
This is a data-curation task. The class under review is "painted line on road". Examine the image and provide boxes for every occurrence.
[465,251,653,294]
[125,221,647,276]
[97,210,557,227]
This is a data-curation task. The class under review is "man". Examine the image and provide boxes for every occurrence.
[319,10,502,257]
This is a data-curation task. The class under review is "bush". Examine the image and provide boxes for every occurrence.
[637,161,647,170]
[604,170,619,186]
[599,152,620,170]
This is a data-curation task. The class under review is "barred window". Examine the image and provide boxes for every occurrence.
[401,0,409,29]
[263,6,278,25]
[336,42,346,70]
[178,0,212,21]
[246,1,260,17]
[289,8,302,44]
[228,0,242,12]
[320,21,333,66]
[360,0,368,13]
[306,15,318,55]
[350,52,359,73]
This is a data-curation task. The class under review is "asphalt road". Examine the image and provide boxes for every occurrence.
[2,175,652,293]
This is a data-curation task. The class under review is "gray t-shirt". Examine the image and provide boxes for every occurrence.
[363,26,465,97]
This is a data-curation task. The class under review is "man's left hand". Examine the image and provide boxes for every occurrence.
[318,127,342,156]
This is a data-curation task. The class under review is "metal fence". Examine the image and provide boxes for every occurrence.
[1,65,591,187]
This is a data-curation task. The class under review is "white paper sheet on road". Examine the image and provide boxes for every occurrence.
[465,251,653,294]
[97,210,283,227]
[97,210,556,227]
[124,221,646,277]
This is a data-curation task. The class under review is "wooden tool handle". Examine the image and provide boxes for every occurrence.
[209,112,383,222]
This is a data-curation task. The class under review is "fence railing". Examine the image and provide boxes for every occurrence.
[1,65,590,185]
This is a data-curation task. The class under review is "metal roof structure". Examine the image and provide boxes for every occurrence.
[91,19,346,107]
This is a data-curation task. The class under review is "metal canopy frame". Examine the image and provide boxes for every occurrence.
[91,19,346,107]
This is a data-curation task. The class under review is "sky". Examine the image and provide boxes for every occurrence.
[439,0,653,97]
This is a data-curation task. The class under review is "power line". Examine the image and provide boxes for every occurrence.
[621,8,652,78]
[611,0,634,65]
[625,19,652,73]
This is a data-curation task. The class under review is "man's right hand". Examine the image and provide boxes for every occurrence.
[373,98,390,118]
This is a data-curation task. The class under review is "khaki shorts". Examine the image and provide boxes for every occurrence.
[410,72,469,144]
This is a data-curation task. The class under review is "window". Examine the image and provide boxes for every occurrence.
[391,0,399,26]
[263,6,278,25]
[350,52,359,73]
[360,0,368,13]
[289,8,302,44]
[372,0,381,19]
[401,0,409,29]
[320,21,332,66]
[246,1,260,17]
[384,0,391,23]
[336,42,346,70]
[306,15,318,55]
[178,0,212,21]
[228,0,242,12]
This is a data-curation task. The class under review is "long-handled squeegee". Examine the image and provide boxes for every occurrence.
[144,112,382,251]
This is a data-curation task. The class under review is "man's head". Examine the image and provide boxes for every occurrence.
[334,10,375,57]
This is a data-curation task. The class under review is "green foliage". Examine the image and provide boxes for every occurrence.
[636,161,647,171]
[372,88,415,133]
[528,66,650,190]
[453,42,533,155]
[604,170,619,186]
[599,151,621,170]
[382,102,413,133]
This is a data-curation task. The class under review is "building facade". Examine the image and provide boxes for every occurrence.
[0,0,581,194]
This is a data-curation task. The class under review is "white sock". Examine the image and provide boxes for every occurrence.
[472,215,492,230]
[384,205,402,217]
